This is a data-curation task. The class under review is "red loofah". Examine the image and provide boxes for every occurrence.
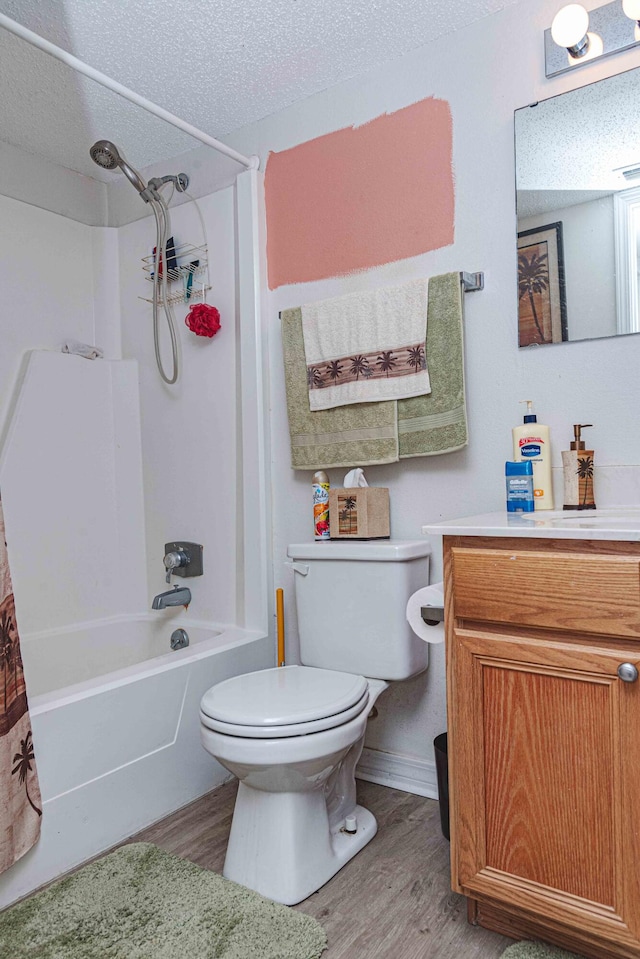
[185,303,221,338]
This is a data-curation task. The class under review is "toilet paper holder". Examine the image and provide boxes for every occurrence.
[421,605,444,626]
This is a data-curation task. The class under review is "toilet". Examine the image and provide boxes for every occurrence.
[199,539,430,905]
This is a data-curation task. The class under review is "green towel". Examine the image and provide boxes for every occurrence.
[281,272,467,470]
[398,271,467,457]
[281,307,399,470]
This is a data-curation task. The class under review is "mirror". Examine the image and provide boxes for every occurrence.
[515,66,640,347]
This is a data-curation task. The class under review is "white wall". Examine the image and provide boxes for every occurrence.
[519,196,616,341]
[0,193,99,449]
[117,186,241,625]
[0,352,147,635]
[219,0,640,788]
[0,141,106,226]
[0,194,148,636]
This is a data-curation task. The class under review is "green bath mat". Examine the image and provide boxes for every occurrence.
[502,943,585,959]
[0,843,327,959]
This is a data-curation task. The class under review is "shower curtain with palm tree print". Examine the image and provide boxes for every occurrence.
[0,492,41,874]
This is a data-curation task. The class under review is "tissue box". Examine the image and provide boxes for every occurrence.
[329,488,390,539]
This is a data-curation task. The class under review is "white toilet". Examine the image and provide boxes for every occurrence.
[199,539,430,905]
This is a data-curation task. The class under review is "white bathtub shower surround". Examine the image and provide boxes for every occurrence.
[0,616,271,910]
[21,613,225,699]
[0,350,147,634]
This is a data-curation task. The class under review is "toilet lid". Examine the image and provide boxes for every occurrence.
[200,665,368,728]
[200,688,370,738]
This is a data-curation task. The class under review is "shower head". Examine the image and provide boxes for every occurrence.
[89,140,149,199]
[89,139,120,170]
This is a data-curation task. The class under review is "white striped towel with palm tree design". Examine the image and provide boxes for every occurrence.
[301,278,431,411]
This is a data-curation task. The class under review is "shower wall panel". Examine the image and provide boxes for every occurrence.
[117,185,239,625]
[0,351,147,634]
[0,194,98,444]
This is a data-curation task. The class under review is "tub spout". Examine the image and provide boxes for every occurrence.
[152,585,191,609]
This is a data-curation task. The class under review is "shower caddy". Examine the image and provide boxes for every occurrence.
[140,241,211,307]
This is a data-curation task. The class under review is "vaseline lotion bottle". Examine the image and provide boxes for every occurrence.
[512,401,554,510]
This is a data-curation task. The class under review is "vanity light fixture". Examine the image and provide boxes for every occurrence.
[545,0,640,77]
[551,4,594,58]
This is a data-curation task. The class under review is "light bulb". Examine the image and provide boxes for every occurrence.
[568,30,603,63]
[623,0,640,20]
[551,3,590,48]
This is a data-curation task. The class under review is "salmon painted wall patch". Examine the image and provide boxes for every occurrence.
[265,97,454,289]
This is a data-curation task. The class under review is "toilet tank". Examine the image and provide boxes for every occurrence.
[287,540,430,680]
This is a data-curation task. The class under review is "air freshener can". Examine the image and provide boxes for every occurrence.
[312,471,330,540]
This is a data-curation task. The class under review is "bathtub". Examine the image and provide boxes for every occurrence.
[0,613,272,909]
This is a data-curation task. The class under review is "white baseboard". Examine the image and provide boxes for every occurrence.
[356,746,439,800]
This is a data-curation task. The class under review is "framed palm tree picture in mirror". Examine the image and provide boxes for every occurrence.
[517,221,568,347]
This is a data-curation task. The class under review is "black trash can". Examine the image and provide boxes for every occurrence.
[433,732,449,841]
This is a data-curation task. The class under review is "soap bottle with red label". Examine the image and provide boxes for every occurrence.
[512,401,554,510]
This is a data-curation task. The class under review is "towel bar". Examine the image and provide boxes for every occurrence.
[278,272,484,321]
[460,272,484,292]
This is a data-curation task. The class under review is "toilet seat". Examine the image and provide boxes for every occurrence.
[200,689,370,738]
[200,665,369,739]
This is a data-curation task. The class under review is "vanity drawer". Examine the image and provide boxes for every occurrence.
[451,547,640,638]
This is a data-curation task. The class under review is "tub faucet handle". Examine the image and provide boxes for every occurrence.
[164,549,188,583]
[162,542,204,583]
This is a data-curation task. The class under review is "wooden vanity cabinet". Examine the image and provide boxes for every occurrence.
[444,536,640,959]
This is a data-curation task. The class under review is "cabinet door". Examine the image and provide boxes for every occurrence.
[450,626,640,952]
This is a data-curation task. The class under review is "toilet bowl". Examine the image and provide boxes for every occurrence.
[200,665,388,904]
[200,539,431,905]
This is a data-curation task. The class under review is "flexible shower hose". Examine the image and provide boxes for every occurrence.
[150,193,179,385]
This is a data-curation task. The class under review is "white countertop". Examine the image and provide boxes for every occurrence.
[422,508,640,541]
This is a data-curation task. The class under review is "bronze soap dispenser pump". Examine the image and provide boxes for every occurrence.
[562,424,595,510]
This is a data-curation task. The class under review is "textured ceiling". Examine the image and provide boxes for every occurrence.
[0,0,518,181]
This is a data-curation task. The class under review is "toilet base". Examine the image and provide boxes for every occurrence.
[223,783,377,905]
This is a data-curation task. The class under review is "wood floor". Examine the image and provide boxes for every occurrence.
[129,778,512,959]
